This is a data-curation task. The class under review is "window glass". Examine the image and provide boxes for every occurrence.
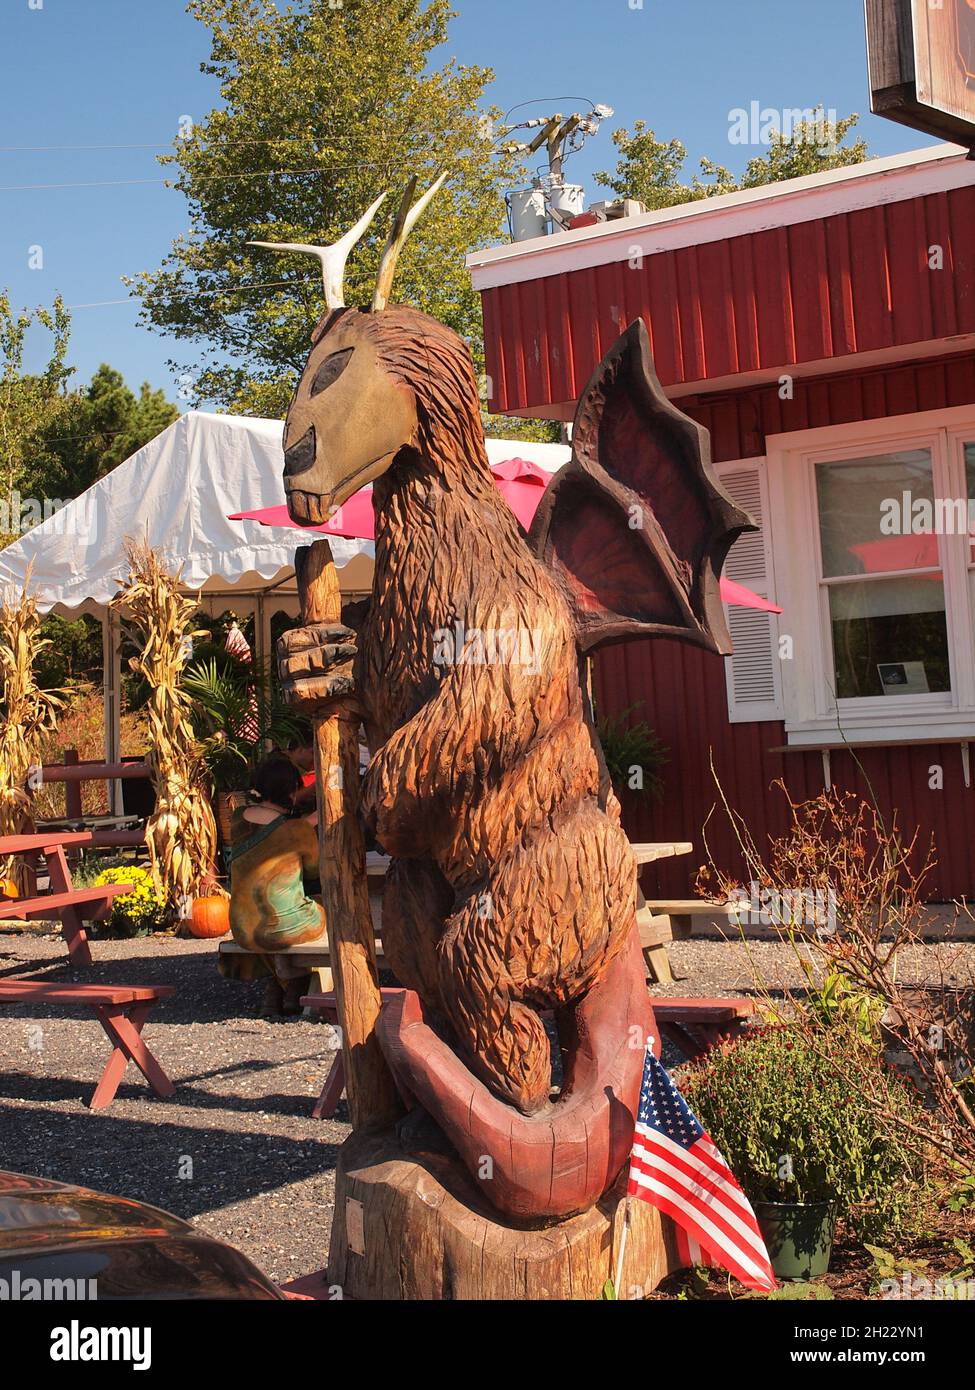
[827,575,950,699]
[816,450,935,578]
[816,449,949,700]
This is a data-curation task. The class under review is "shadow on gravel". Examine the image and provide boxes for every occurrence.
[0,1065,337,1118]
[0,1101,340,1219]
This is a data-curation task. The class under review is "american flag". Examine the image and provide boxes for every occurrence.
[225,621,252,663]
[224,621,260,742]
[626,1046,776,1292]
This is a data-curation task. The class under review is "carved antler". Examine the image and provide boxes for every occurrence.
[248,191,387,311]
[372,172,446,313]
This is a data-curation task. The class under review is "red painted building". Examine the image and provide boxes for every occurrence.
[468,144,975,900]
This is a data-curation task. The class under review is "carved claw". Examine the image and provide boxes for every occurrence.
[276,622,357,712]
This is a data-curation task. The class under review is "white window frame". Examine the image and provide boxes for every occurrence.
[766,404,975,747]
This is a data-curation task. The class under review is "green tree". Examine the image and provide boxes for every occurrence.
[129,0,520,415]
[726,110,868,189]
[41,364,178,495]
[595,108,868,211]
[593,122,708,211]
[1,292,178,540]
[35,615,104,690]
[482,414,562,445]
[0,291,73,531]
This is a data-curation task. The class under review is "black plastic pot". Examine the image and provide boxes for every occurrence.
[754,1200,836,1281]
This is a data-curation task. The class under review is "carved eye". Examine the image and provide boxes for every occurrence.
[310,347,353,397]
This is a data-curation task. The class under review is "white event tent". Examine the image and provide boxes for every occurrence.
[0,410,569,801]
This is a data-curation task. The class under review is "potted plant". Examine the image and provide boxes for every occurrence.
[595,703,667,802]
[680,1024,927,1280]
[91,866,167,938]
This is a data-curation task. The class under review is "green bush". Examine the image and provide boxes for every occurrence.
[92,866,167,938]
[680,1025,928,1242]
[595,704,667,801]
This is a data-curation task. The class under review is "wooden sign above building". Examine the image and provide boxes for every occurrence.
[866,0,975,145]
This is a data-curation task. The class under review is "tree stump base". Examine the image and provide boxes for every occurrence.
[328,1127,684,1300]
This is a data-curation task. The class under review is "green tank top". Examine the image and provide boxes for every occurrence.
[228,809,326,952]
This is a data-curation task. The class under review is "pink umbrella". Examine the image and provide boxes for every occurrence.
[719,576,782,614]
[849,535,943,573]
[229,457,550,540]
[229,458,782,613]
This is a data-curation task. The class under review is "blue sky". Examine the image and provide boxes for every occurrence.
[0,0,938,407]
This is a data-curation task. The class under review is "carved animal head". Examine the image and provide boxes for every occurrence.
[251,177,465,524]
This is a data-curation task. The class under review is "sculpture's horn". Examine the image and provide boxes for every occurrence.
[248,191,387,311]
[371,172,446,313]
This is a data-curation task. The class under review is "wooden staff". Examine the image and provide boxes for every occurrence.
[295,538,399,1132]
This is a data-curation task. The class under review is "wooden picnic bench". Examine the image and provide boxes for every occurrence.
[0,831,134,967]
[29,751,151,850]
[301,988,404,1118]
[642,898,741,941]
[650,996,756,1060]
[302,987,756,1115]
[631,842,693,984]
[218,936,387,994]
[219,844,685,989]
[0,981,176,1110]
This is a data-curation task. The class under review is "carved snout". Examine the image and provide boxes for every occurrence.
[284,426,317,478]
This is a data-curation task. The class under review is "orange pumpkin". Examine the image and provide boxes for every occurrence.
[190,894,231,939]
[0,878,19,901]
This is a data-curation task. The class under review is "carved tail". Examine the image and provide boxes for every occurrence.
[376,924,655,1221]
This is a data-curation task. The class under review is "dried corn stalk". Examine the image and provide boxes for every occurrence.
[0,571,64,889]
[113,541,217,915]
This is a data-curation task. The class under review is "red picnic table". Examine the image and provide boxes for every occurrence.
[0,981,176,1109]
[0,831,134,967]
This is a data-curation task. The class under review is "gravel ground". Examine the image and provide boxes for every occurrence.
[660,931,975,1000]
[1,924,972,1288]
[0,928,345,1285]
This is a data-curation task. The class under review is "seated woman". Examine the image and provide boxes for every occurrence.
[228,754,326,1017]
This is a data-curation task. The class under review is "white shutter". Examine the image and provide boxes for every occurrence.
[716,459,783,724]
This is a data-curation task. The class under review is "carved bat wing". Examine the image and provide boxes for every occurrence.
[527,319,755,655]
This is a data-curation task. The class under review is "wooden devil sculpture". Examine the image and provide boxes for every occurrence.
[258,180,752,1222]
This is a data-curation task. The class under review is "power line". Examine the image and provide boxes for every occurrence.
[502,96,597,124]
[67,276,317,311]
[0,163,414,193]
[0,134,432,153]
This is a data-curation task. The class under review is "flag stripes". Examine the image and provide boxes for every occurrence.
[624,1047,776,1293]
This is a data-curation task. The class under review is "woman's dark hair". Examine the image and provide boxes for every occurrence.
[249,754,302,808]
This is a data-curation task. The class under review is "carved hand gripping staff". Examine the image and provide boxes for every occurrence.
[258,180,752,1222]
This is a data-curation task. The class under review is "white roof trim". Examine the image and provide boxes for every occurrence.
[468,142,973,291]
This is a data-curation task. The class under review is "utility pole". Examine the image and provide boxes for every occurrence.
[501,103,613,233]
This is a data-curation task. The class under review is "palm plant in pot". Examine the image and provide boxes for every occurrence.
[680,1024,927,1281]
[183,651,309,844]
[594,703,667,802]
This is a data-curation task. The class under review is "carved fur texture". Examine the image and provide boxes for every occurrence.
[351,308,637,1114]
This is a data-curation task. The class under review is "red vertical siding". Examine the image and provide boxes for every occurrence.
[481,185,975,414]
[592,354,975,901]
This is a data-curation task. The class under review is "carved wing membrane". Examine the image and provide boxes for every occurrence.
[528,319,755,655]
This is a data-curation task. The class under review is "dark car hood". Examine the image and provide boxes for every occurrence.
[0,1170,284,1300]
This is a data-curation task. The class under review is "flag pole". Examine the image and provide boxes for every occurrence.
[615,1032,652,1298]
[614,1195,631,1298]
